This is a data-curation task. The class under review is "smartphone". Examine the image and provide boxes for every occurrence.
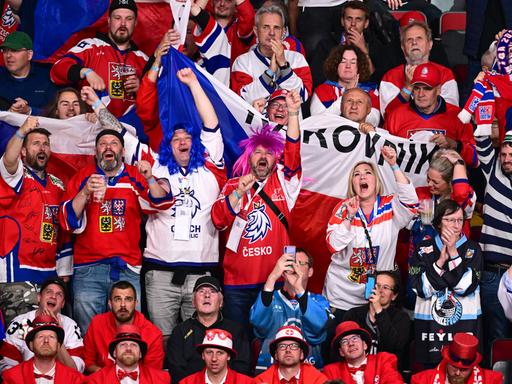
[284,245,296,262]
[365,275,376,300]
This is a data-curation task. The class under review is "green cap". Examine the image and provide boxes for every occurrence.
[0,31,33,51]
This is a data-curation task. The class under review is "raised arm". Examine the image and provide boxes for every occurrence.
[81,86,124,133]
[285,89,301,140]
[2,117,39,174]
[177,68,218,129]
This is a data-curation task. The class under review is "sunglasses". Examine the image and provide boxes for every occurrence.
[449,351,474,367]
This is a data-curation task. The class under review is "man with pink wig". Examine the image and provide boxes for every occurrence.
[211,89,302,333]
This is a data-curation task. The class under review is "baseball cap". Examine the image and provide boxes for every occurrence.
[40,277,67,298]
[109,0,138,16]
[193,276,222,293]
[0,31,33,51]
[411,63,441,88]
[399,11,426,28]
[268,89,288,104]
[95,129,125,147]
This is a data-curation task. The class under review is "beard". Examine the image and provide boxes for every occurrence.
[117,351,139,368]
[25,151,48,172]
[251,160,272,179]
[99,152,122,172]
[110,28,131,46]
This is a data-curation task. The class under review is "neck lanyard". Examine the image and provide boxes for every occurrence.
[243,179,267,211]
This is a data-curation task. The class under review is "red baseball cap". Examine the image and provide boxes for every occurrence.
[399,11,426,28]
[411,63,441,87]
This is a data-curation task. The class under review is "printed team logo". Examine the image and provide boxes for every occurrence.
[40,204,59,243]
[109,62,125,99]
[171,187,201,218]
[2,6,15,28]
[431,291,463,326]
[99,199,126,233]
[243,202,271,243]
[478,105,492,120]
[347,246,379,283]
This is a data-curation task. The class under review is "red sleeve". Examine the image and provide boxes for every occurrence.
[136,75,163,151]
[379,353,404,384]
[457,121,478,168]
[230,70,253,96]
[234,0,255,39]
[144,330,165,369]
[292,65,313,99]
[210,179,239,230]
[450,180,474,209]
[283,136,301,180]
[83,322,101,370]
[50,42,95,85]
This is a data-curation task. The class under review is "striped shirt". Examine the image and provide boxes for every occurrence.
[476,136,512,264]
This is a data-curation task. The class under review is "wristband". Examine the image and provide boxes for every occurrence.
[390,164,400,171]
[15,130,25,139]
[232,189,241,200]
[288,111,300,116]
[401,87,412,96]
[92,99,101,110]
[148,177,156,185]
[150,65,160,72]
[82,68,93,79]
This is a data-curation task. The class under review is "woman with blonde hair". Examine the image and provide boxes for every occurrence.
[323,146,418,321]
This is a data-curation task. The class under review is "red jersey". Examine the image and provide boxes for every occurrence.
[211,137,302,287]
[0,160,71,283]
[180,368,252,384]
[85,363,170,384]
[379,62,458,117]
[2,359,83,384]
[383,98,478,167]
[254,363,327,384]
[323,353,403,384]
[83,311,164,371]
[59,163,173,267]
[50,33,149,118]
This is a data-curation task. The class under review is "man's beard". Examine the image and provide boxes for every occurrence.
[110,28,131,45]
[117,351,139,368]
[99,152,122,172]
[25,152,48,172]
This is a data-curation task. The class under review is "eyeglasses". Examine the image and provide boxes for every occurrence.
[268,102,286,110]
[277,342,300,351]
[442,218,464,224]
[375,283,394,292]
[0,48,29,54]
[340,335,361,346]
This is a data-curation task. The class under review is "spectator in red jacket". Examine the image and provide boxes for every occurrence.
[180,328,252,384]
[383,62,478,167]
[85,324,170,384]
[1,314,83,384]
[323,321,403,384]
[254,325,328,384]
[411,333,503,384]
[82,281,165,374]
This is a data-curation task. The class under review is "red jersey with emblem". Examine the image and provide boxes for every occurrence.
[211,137,302,287]
[383,98,478,167]
[0,159,71,283]
[59,163,173,267]
[50,33,148,118]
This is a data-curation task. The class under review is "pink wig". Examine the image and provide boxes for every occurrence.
[232,124,285,176]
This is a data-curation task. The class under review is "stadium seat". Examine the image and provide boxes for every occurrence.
[438,11,467,94]
[492,338,512,382]
[439,11,467,35]
[491,338,512,366]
